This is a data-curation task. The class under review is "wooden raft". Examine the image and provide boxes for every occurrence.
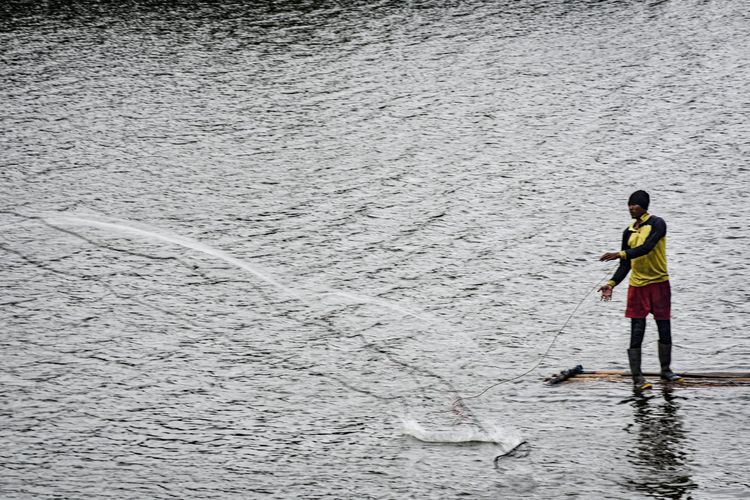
[560,370,750,386]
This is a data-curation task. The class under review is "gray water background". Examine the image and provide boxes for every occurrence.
[2,0,749,498]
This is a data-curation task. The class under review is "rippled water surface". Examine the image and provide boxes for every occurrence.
[2,0,749,498]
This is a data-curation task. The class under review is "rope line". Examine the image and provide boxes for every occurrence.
[453,270,611,408]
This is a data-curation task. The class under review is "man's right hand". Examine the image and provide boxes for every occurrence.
[600,252,621,261]
[598,284,613,301]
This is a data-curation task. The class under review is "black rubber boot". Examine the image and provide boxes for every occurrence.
[627,348,652,390]
[658,342,682,382]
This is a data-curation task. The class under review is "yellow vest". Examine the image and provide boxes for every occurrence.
[607,213,670,288]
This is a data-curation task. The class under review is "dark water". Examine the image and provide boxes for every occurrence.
[2,0,749,498]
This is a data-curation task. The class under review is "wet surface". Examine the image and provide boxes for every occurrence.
[2,0,749,497]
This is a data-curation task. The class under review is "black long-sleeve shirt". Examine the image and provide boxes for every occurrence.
[607,213,670,288]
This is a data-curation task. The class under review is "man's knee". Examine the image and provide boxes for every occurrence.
[656,319,672,345]
[630,318,647,349]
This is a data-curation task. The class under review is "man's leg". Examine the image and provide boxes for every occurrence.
[656,320,681,381]
[627,318,651,390]
[630,318,646,349]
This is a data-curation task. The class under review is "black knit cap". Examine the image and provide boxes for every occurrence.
[628,190,650,210]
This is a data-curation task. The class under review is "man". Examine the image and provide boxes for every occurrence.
[598,190,681,390]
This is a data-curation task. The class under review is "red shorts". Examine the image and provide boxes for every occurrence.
[625,281,671,320]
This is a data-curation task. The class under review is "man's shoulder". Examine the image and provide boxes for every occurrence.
[646,214,666,225]
[644,214,667,233]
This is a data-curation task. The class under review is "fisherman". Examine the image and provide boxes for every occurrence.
[598,190,681,390]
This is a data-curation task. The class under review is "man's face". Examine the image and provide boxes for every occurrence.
[629,203,646,219]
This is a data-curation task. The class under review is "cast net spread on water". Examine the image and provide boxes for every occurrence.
[26,210,597,450]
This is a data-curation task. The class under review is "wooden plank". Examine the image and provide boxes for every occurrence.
[564,370,750,385]
[582,370,750,379]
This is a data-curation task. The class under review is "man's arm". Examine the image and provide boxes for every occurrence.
[600,228,632,287]
[598,229,632,300]
[622,217,666,260]
[607,258,631,287]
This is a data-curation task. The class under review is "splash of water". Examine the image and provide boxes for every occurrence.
[45,212,304,301]
[43,212,502,432]
[401,417,523,447]
[320,289,434,322]
[43,212,439,322]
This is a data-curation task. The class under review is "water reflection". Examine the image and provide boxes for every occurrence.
[625,387,697,499]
